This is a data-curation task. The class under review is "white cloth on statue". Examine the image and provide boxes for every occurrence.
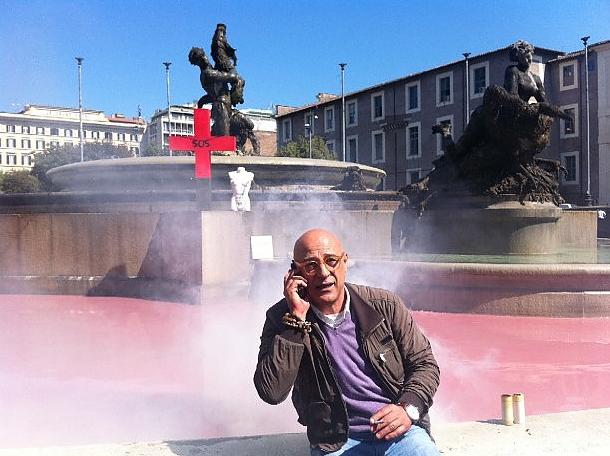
[229,167,254,211]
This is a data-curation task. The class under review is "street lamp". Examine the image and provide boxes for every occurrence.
[75,57,84,162]
[581,36,592,206]
[163,61,172,156]
[463,52,471,128]
[305,123,312,158]
[339,63,347,161]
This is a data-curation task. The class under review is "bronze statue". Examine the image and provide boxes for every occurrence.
[189,24,258,154]
[402,40,572,213]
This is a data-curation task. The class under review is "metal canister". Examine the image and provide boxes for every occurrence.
[513,393,526,425]
[501,394,514,425]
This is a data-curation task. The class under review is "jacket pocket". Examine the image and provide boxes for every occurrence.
[376,342,404,385]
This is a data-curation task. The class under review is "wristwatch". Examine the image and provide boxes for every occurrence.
[401,403,420,422]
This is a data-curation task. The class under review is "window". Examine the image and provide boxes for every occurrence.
[22,154,33,166]
[65,129,73,137]
[130,133,138,141]
[436,71,453,106]
[436,115,454,155]
[21,139,31,149]
[130,147,139,155]
[559,61,578,91]
[105,132,112,140]
[561,151,579,184]
[326,140,336,157]
[347,135,358,162]
[371,91,384,121]
[22,126,30,134]
[7,154,17,165]
[118,133,126,141]
[91,131,100,140]
[406,81,420,113]
[282,118,292,142]
[36,140,45,149]
[470,61,489,98]
[324,107,335,132]
[50,127,59,136]
[6,138,16,148]
[5,124,16,133]
[406,168,421,184]
[36,126,45,135]
[406,123,421,158]
[347,100,358,126]
[50,141,59,147]
[560,104,578,138]
[372,130,385,164]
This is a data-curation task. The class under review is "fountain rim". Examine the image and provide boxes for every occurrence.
[46,155,387,176]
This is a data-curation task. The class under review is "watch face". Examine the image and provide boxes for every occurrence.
[405,404,420,421]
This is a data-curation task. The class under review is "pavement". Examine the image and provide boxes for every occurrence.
[2,408,609,456]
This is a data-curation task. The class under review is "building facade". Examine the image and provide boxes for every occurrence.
[276,40,610,205]
[0,105,145,173]
[141,104,277,156]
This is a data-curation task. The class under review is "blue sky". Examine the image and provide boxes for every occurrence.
[1,0,609,119]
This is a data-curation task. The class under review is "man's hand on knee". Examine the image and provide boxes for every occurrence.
[370,404,412,440]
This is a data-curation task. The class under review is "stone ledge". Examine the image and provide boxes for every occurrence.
[2,408,609,456]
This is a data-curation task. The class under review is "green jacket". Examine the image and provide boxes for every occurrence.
[253,283,440,453]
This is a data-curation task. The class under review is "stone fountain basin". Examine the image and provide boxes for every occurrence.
[47,156,386,192]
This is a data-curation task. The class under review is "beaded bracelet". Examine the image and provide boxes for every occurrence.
[282,313,312,333]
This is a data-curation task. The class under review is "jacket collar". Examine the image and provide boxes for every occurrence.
[345,282,384,336]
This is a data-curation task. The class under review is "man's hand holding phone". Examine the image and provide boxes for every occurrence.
[284,261,310,321]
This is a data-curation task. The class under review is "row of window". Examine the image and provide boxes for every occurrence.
[1,124,140,141]
[283,66,490,142]
[286,98,580,147]
[326,116,455,165]
[0,153,34,166]
[325,117,579,185]
[162,122,194,135]
[1,138,142,153]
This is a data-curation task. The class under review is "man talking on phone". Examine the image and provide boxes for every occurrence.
[254,229,440,455]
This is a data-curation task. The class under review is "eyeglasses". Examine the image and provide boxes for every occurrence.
[293,253,346,276]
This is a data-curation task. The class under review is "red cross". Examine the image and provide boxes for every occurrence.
[168,109,236,179]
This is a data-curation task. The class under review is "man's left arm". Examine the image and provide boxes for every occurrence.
[370,295,440,440]
[391,295,440,414]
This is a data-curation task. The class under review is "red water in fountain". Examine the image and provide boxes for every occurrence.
[1,295,609,448]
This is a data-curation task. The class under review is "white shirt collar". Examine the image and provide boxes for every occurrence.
[311,286,351,329]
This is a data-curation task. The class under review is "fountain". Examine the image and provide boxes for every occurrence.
[1,29,609,454]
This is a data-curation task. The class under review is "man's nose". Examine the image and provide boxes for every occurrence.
[316,262,332,277]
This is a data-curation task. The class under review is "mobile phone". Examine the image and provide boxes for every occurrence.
[290,260,308,299]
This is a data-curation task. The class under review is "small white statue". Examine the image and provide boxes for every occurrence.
[228,166,254,211]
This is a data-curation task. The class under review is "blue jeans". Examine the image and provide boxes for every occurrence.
[310,426,440,456]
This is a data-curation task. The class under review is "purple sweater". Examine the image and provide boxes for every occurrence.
[317,310,392,438]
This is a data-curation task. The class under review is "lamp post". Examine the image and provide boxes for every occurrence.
[163,62,172,156]
[463,52,470,129]
[305,123,312,158]
[581,36,592,206]
[339,63,347,161]
[75,57,84,162]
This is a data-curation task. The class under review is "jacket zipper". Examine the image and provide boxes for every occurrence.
[312,323,349,433]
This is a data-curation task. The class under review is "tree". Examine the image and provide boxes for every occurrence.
[31,143,133,191]
[141,144,166,157]
[278,135,335,160]
[0,170,41,194]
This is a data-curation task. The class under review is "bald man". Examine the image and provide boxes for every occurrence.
[254,229,440,456]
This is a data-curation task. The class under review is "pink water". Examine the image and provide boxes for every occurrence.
[1,295,609,448]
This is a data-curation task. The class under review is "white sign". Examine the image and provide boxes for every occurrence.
[250,235,274,260]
